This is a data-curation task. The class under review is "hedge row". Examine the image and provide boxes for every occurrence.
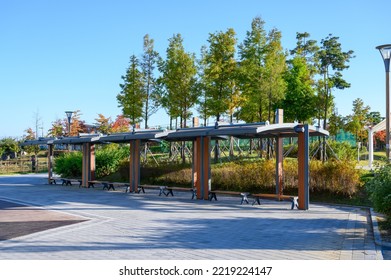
[118,159,361,196]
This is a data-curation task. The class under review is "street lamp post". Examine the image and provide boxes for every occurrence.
[65,111,73,136]
[376,44,391,162]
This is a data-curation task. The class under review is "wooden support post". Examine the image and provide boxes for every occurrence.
[275,109,284,196]
[129,139,141,192]
[82,143,95,187]
[276,138,283,196]
[202,137,211,200]
[47,144,54,184]
[193,136,211,200]
[297,124,309,210]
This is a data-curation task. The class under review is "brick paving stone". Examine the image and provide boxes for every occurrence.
[0,174,383,260]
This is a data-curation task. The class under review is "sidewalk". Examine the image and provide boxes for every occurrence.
[0,174,383,260]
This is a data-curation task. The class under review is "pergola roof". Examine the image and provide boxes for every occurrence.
[49,134,102,145]
[20,137,56,146]
[100,129,167,143]
[158,123,329,141]
[20,123,329,147]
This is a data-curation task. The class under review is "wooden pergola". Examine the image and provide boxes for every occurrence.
[20,122,328,210]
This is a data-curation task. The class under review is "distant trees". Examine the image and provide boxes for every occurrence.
[20,17,363,153]
[117,35,160,128]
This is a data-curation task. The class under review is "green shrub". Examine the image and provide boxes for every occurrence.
[95,144,129,178]
[54,144,129,178]
[366,164,391,217]
[53,152,83,178]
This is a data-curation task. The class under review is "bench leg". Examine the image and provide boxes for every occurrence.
[252,197,261,206]
[191,189,197,199]
[209,193,217,201]
[240,193,249,205]
[103,183,109,190]
[159,187,166,196]
[291,197,299,210]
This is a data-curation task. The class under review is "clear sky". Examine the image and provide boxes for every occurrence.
[0,0,389,138]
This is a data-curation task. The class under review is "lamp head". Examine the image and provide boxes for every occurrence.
[376,44,391,72]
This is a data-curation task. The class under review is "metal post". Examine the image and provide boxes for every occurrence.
[386,70,390,162]
[368,128,374,169]
[376,44,391,162]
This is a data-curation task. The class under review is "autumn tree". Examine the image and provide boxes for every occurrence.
[94,114,113,134]
[48,119,65,137]
[22,128,40,155]
[69,110,86,136]
[111,115,130,133]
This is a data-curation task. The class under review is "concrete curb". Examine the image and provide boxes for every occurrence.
[370,208,391,248]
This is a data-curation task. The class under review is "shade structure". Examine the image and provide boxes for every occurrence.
[19,123,329,210]
[158,122,329,209]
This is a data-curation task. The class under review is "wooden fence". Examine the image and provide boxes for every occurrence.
[0,158,48,174]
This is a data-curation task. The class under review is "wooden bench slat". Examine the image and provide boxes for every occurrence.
[252,193,298,209]
[208,190,250,205]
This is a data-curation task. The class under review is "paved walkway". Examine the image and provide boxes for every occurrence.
[0,174,383,260]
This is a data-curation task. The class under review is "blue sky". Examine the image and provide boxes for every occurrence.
[0,0,389,138]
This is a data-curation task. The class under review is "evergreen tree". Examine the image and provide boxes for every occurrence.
[158,34,198,128]
[117,55,144,126]
[141,34,161,128]
[200,28,237,122]
[282,56,316,123]
[317,34,354,130]
[238,16,268,122]
[200,28,237,162]
[263,28,287,122]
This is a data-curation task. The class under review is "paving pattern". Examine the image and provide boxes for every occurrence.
[0,174,383,260]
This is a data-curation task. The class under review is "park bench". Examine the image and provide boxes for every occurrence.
[164,186,197,199]
[208,190,251,205]
[251,193,299,210]
[137,185,196,199]
[88,180,129,191]
[60,178,82,187]
[137,184,167,196]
